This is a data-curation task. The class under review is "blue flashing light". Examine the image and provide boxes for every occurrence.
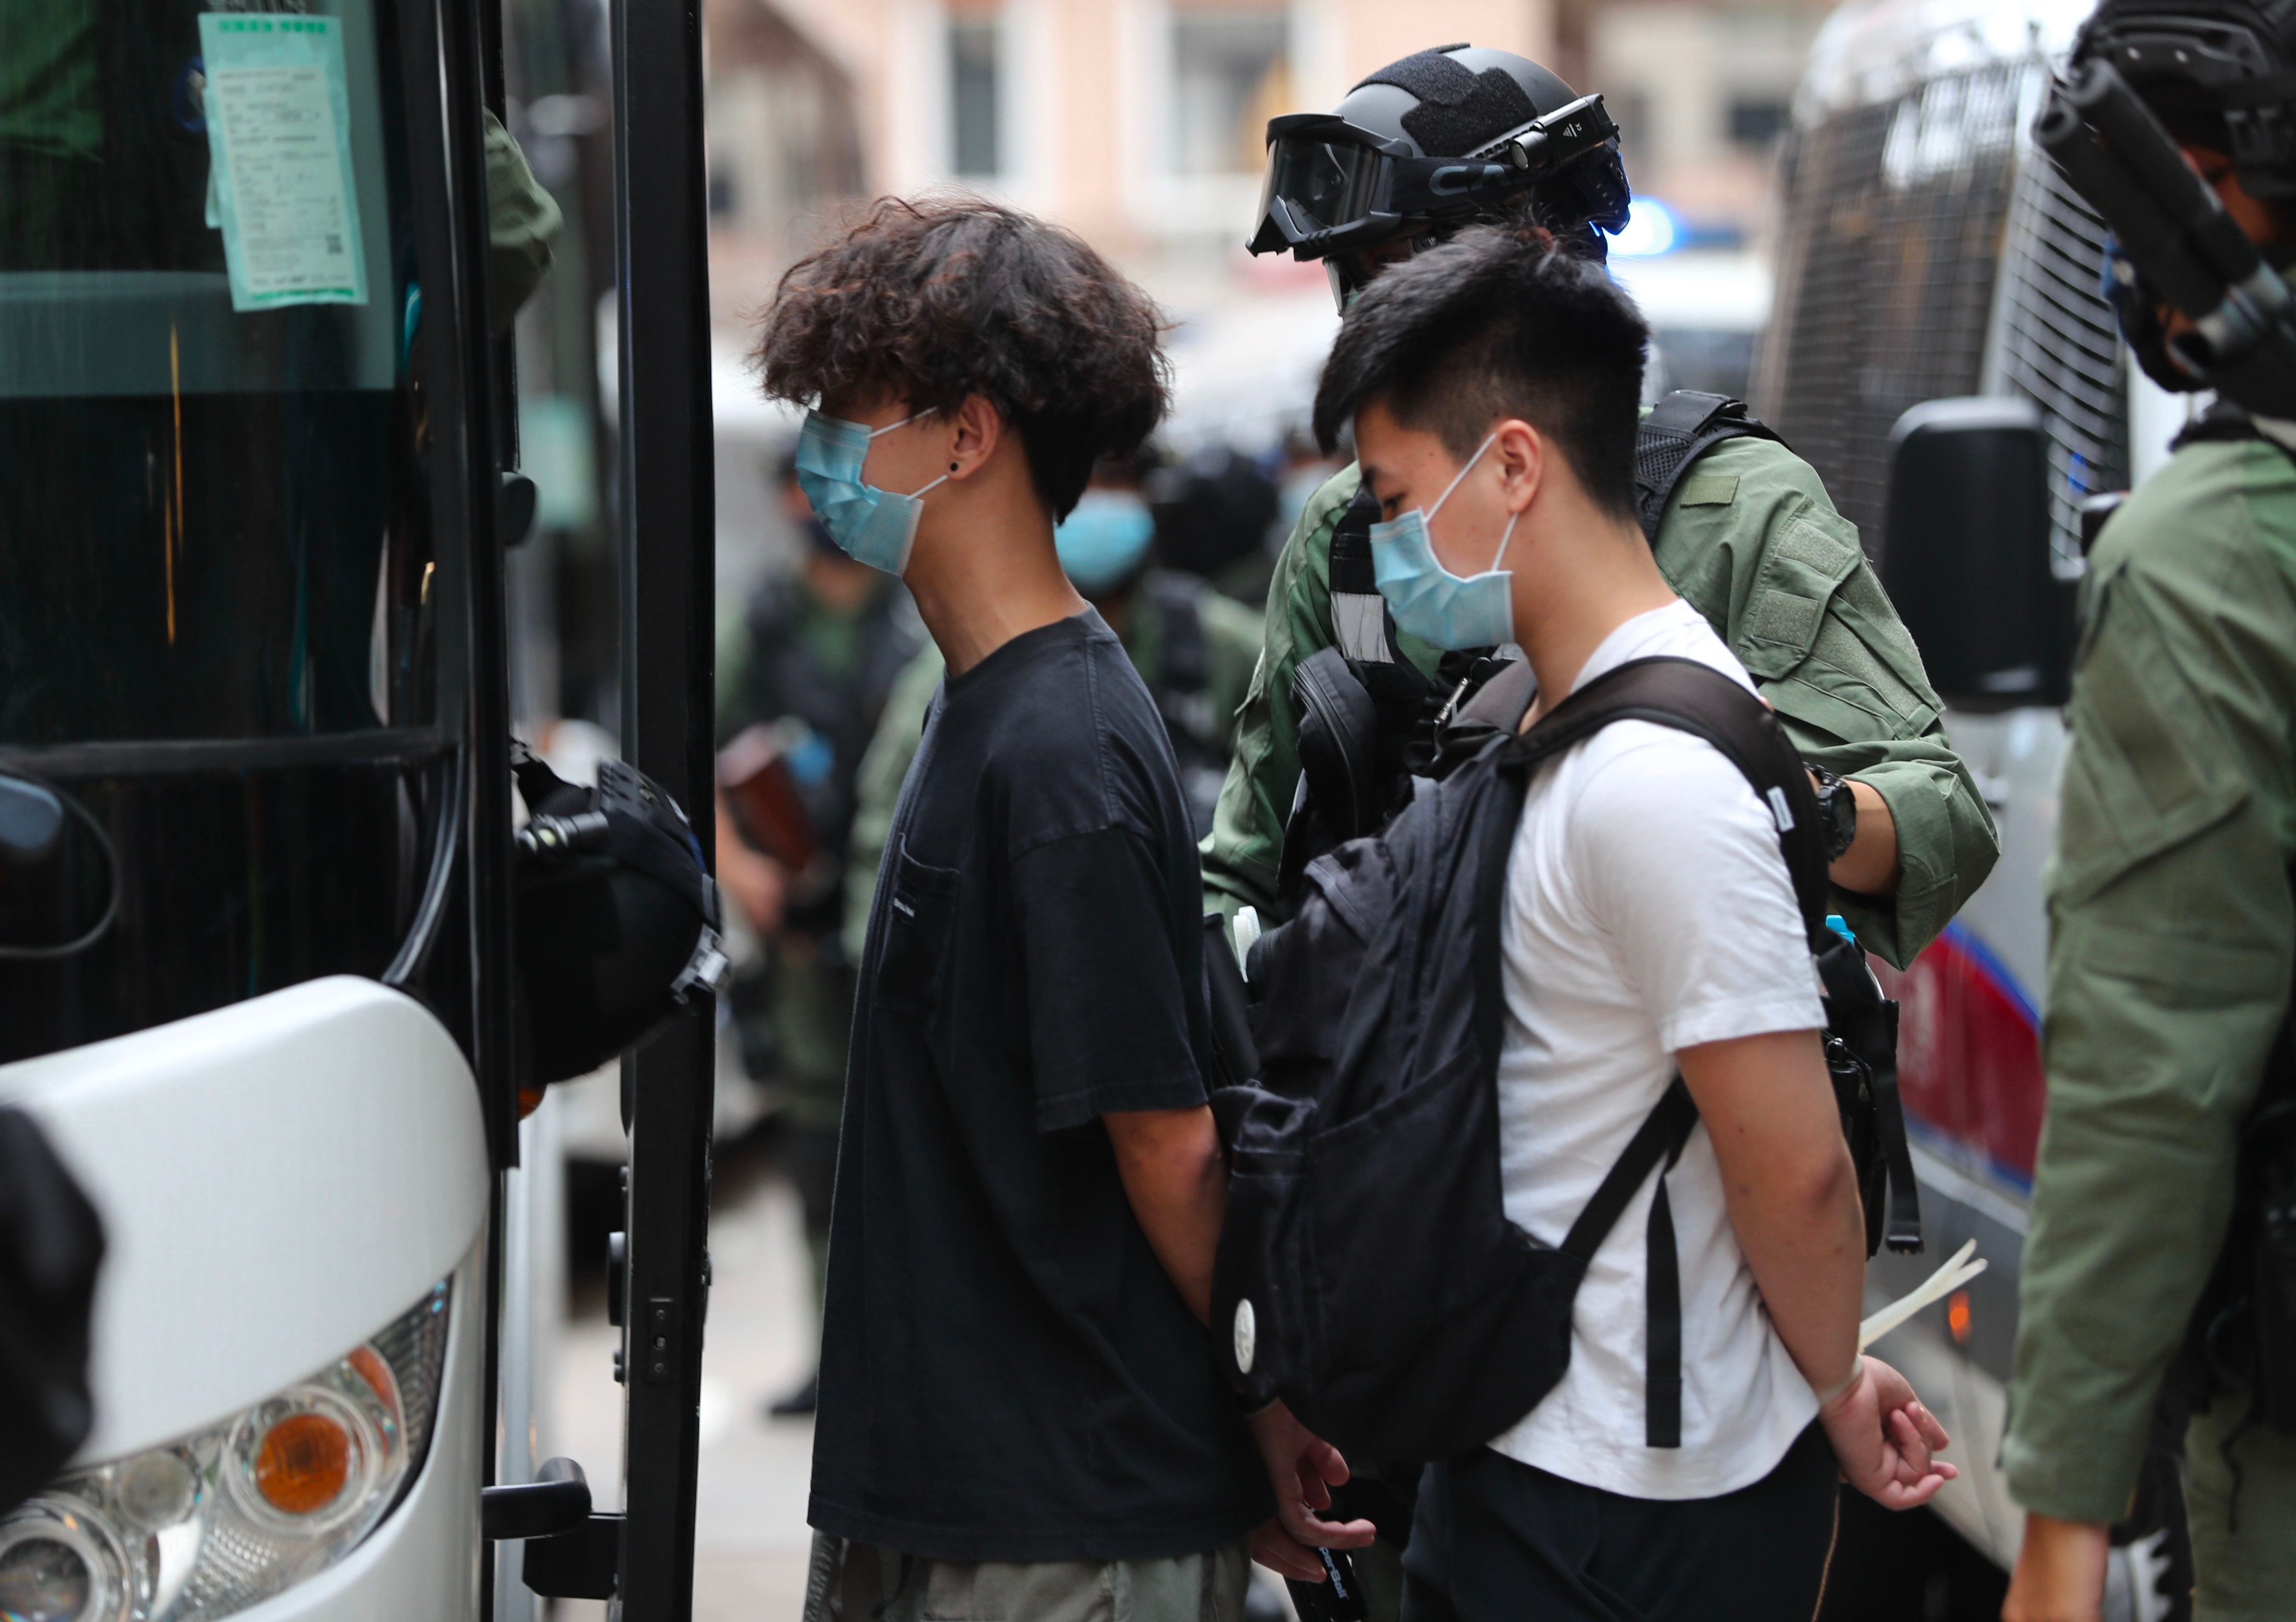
[1606,198,1680,258]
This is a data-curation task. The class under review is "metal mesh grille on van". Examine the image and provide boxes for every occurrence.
[1754,64,2034,564]
[1994,150,2129,566]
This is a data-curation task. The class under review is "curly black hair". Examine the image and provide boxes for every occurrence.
[751,197,1171,521]
[1312,221,1647,520]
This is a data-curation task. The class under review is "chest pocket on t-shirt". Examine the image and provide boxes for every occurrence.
[875,842,960,1019]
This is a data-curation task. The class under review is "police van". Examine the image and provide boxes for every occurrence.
[0,0,718,1614]
[1763,0,2195,1614]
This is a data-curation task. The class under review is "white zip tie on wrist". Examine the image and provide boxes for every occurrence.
[1858,1238,1987,1352]
[1813,1355,1863,1408]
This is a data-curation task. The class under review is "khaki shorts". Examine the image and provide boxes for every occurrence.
[803,1532,1251,1622]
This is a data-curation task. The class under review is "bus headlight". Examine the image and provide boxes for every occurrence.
[0,1281,450,1622]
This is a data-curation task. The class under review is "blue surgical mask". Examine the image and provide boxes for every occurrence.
[1054,491,1156,594]
[1369,433,1519,651]
[792,409,951,574]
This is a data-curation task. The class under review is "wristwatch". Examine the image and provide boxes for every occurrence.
[1809,767,1858,864]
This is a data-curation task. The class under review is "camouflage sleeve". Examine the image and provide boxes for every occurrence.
[2006,442,2296,1523]
[840,642,945,965]
[1199,465,1360,918]
[1657,435,2001,968]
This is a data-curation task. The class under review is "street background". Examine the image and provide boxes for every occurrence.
[493,2,2021,1617]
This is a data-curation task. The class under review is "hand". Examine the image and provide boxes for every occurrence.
[2002,1514,2109,1622]
[1818,1355,1957,1510]
[719,841,788,938]
[1250,1520,1330,1584]
[1245,1402,1378,1559]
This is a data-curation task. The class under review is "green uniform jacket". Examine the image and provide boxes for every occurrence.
[2006,437,2296,1523]
[483,110,562,331]
[844,578,1265,963]
[1200,450,2000,969]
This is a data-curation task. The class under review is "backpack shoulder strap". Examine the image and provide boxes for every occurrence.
[1290,646,1382,847]
[1505,655,1830,940]
[1634,392,1787,546]
[1508,656,1836,1448]
[1559,1076,1700,1447]
[1454,657,1537,734]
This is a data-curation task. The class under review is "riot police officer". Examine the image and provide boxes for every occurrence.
[1205,43,1998,972]
[2006,6,2296,1616]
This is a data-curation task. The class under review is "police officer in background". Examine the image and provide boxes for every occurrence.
[1207,43,1998,971]
[718,450,925,1417]
[844,452,1262,959]
[2006,6,2296,1615]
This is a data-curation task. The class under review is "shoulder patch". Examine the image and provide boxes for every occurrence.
[1677,473,1738,508]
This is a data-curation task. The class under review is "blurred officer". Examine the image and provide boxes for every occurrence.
[1208,43,1997,973]
[1146,445,1283,606]
[719,450,924,1417]
[845,454,1261,960]
[2005,7,2296,1617]
[0,1110,102,1515]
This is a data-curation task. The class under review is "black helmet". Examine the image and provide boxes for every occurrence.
[2049,1,2296,407]
[510,746,727,1086]
[2073,0,2296,200]
[1248,44,1632,307]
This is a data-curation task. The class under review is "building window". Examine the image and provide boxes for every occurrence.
[1172,10,1287,176]
[950,17,1000,177]
[1728,97,1789,149]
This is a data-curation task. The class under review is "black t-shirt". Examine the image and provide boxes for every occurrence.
[808,610,1267,1561]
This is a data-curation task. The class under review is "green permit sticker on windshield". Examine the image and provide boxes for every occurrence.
[198,12,369,311]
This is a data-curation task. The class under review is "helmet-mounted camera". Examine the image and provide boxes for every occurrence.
[2077,1,2296,196]
[1247,92,1627,263]
[2037,56,2296,415]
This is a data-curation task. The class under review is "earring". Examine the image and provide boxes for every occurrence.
[949,461,959,472]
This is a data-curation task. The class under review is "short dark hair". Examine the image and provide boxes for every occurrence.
[1313,224,1647,520]
[752,197,1171,520]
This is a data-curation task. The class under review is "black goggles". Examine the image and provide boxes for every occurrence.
[1247,93,1625,261]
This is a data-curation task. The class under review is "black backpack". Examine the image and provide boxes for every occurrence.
[1205,656,1921,1464]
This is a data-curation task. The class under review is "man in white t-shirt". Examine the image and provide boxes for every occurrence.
[1299,224,1957,1618]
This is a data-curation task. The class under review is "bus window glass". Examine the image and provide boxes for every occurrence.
[0,0,437,747]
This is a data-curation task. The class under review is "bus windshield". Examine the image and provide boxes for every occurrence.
[0,0,441,749]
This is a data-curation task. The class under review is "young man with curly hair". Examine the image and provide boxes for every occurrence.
[754,198,1372,1622]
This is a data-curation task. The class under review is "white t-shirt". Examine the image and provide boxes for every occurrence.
[1489,597,1826,1500]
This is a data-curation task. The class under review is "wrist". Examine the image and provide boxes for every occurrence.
[1813,1355,1863,1412]
[1809,767,1858,864]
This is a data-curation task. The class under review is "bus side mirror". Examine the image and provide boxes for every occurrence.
[0,777,116,960]
[1881,397,2077,710]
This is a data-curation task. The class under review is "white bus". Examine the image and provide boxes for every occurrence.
[0,0,718,1614]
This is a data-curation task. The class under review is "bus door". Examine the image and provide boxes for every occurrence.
[0,0,522,1615]
[482,0,717,1612]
